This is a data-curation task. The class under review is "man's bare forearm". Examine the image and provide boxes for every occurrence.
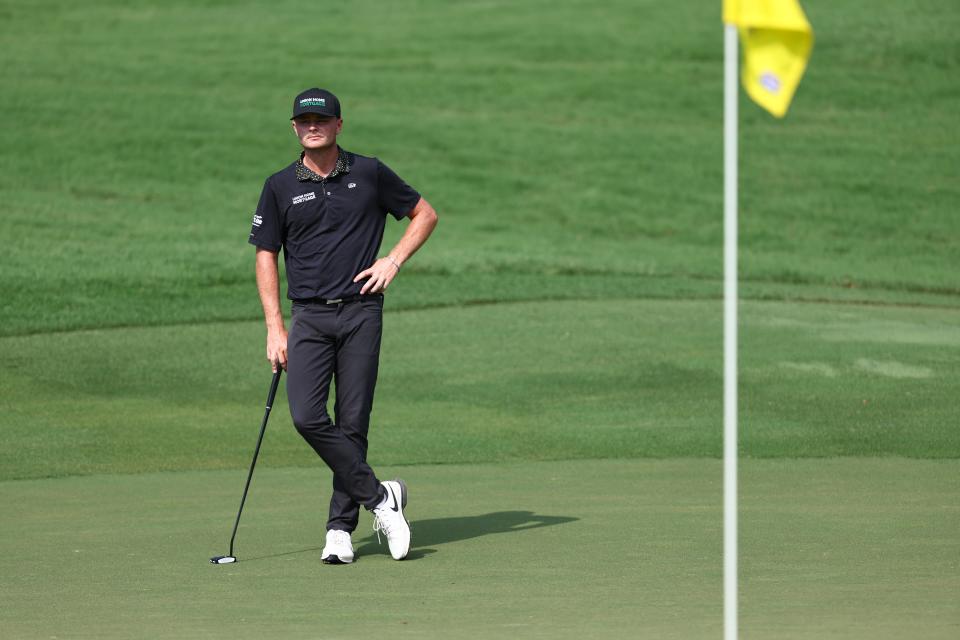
[255,249,285,331]
[255,249,288,371]
[353,197,438,294]
[387,197,438,267]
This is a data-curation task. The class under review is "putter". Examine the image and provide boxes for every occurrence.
[211,365,284,564]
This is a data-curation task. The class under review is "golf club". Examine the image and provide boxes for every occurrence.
[210,364,283,564]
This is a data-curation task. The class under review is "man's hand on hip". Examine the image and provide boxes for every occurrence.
[354,256,401,295]
[267,329,288,372]
[353,197,436,295]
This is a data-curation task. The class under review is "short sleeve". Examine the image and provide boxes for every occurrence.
[248,177,283,251]
[376,160,421,220]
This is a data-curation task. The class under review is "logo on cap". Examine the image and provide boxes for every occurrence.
[300,98,326,107]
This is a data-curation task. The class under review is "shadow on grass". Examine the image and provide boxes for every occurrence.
[232,511,577,563]
[355,510,579,560]
[234,546,325,563]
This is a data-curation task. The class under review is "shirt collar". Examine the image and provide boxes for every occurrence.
[296,147,350,182]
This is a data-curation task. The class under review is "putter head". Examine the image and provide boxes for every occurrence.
[210,555,237,564]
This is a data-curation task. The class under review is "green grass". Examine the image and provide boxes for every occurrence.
[0,458,956,639]
[739,458,960,639]
[1,0,958,636]
[2,299,957,481]
[1,0,958,336]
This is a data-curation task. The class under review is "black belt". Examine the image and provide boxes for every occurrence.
[294,293,378,305]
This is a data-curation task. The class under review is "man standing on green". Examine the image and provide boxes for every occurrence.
[248,88,438,563]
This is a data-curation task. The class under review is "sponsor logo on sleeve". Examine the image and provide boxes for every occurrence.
[292,192,316,205]
[252,213,263,227]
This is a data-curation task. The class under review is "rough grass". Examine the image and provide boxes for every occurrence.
[1,0,958,336]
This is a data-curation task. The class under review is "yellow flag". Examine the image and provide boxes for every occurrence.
[724,0,813,118]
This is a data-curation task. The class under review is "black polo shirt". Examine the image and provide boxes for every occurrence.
[249,149,420,300]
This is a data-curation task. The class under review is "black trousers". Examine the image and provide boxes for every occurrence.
[286,295,386,532]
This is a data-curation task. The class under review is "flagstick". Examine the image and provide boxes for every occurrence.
[723,21,739,640]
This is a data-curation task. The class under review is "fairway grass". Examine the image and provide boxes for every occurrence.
[1,458,956,639]
[2,299,958,481]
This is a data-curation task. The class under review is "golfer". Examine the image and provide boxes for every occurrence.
[248,88,438,563]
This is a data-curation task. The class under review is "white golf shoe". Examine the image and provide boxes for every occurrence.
[372,480,410,560]
[321,529,354,565]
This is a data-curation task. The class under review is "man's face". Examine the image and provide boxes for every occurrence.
[292,114,342,150]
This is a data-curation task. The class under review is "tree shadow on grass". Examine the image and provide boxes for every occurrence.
[355,510,579,561]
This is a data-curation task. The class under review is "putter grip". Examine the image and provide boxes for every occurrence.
[266,368,282,409]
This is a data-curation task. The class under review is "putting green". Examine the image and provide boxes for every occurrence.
[1,458,956,638]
